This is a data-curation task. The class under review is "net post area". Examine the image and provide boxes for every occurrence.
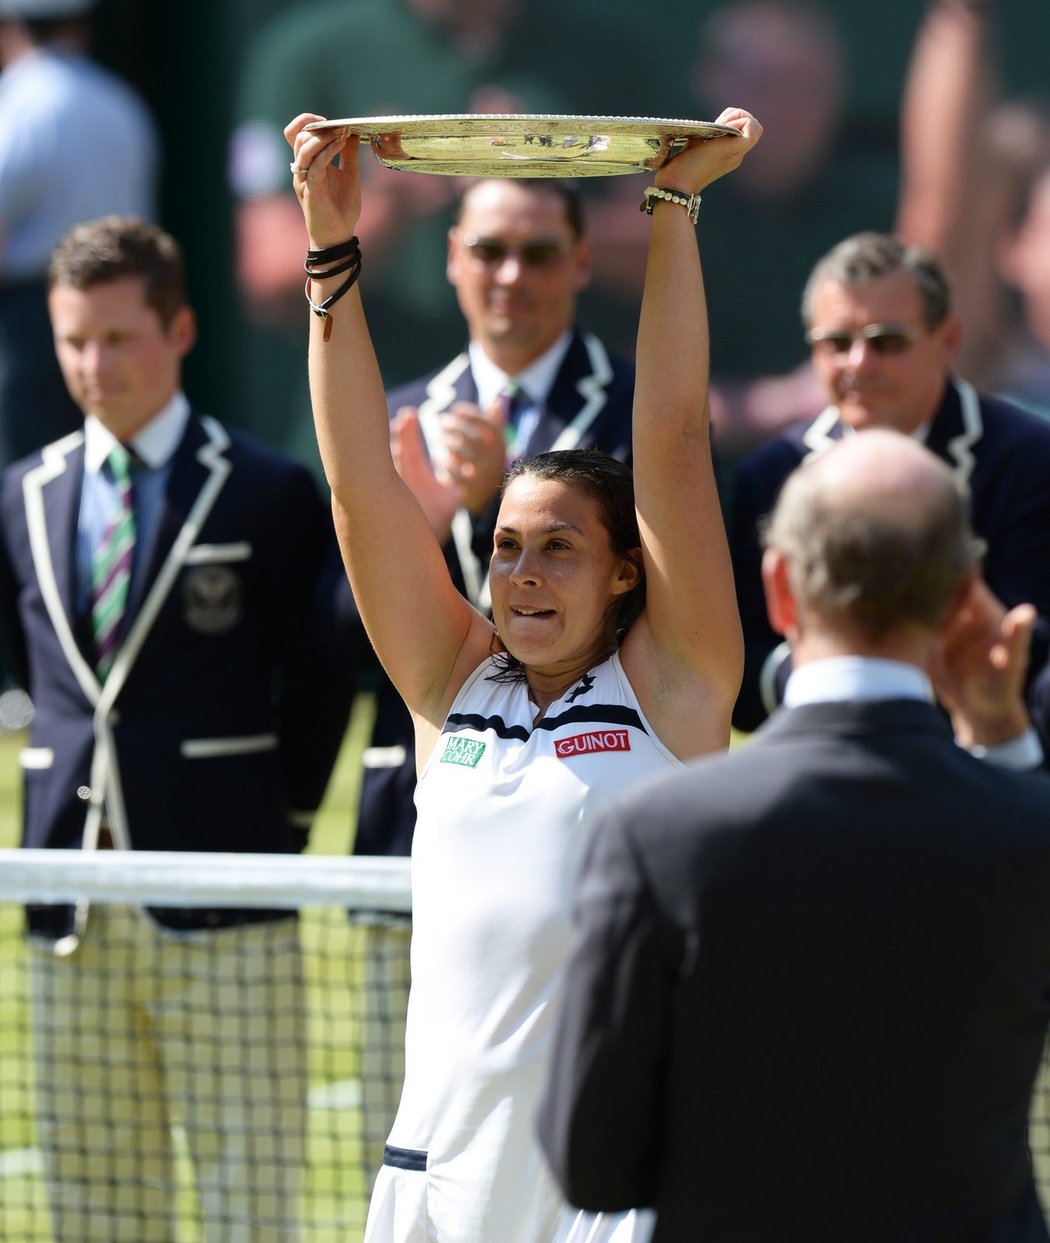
[0,849,411,1241]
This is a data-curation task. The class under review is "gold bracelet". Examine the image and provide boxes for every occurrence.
[639,185,701,225]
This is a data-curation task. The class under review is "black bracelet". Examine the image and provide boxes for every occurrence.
[305,237,360,267]
[305,250,363,342]
[304,252,361,279]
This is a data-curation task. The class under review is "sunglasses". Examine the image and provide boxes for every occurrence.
[460,235,568,269]
[805,324,920,357]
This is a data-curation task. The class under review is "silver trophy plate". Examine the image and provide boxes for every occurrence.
[303,113,740,177]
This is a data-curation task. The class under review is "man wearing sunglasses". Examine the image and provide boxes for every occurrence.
[333,175,636,1166]
[730,230,1050,732]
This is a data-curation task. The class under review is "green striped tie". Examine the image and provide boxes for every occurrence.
[90,444,136,681]
[500,382,528,461]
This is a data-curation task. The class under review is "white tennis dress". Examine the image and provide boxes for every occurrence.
[362,652,676,1243]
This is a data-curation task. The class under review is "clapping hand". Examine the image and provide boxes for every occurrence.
[389,407,464,542]
[439,399,507,517]
[931,575,1035,748]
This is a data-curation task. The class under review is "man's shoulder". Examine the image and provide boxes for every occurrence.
[611,701,1050,849]
[0,432,83,534]
[734,418,815,497]
[385,352,472,416]
[971,387,1050,455]
[7,48,126,106]
[565,331,635,384]
[552,335,635,436]
[193,416,318,489]
[0,453,33,515]
[2,429,83,478]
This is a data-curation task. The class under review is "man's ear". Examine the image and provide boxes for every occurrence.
[761,547,796,638]
[168,305,197,359]
[935,311,963,367]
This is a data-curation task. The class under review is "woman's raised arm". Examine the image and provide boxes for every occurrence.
[622,108,762,756]
[285,115,492,729]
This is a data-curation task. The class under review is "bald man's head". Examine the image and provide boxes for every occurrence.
[764,430,981,644]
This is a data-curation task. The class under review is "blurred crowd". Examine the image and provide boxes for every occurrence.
[3,0,1048,488]
[221,0,1050,481]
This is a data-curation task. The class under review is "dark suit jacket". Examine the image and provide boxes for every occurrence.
[344,330,635,858]
[730,380,1050,730]
[0,412,353,936]
[539,698,1050,1242]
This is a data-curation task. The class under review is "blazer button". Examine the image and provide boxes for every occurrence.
[76,786,92,802]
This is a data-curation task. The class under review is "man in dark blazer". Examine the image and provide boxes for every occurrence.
[539,429,1050,1243]
[730,231,1050,731]
[0,216,352,1240]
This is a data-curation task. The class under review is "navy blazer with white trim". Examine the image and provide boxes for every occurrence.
[729,379,1050,731]
[0,412,353,935]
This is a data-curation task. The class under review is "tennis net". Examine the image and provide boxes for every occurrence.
[4,849,1050,1238]
[0,848,411,1243]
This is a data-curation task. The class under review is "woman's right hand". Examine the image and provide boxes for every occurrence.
[284,112,361,249]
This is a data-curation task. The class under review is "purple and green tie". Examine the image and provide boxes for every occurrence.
[90,444,136,681]
[500,382,528,461]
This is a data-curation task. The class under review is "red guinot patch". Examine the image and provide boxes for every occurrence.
[555,729,632,758]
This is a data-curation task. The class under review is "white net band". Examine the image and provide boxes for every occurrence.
[0,848,411,910]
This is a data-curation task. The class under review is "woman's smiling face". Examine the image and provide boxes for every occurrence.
[489,475,638,678]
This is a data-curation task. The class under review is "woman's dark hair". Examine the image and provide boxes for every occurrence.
[488,449,644,681]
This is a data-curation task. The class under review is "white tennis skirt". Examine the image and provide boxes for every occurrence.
[552,1209,656,1243]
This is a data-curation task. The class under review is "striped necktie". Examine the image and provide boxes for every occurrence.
[90,443,136,681]
[500,382,529,461]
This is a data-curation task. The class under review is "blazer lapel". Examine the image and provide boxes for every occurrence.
[802,381,981,488]
[801,406,846,462]
[130,417,210,615]
[23,431,101,706]
[922,379,982,489]
[417,352,473,462]
[532,332,613,453]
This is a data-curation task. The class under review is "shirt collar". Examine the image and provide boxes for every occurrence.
[469,331,573,413]
[826,411,933,445]
[784,656,934,708]
[83,393,191,473]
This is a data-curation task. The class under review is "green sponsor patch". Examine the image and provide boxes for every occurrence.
[440,736,487,768]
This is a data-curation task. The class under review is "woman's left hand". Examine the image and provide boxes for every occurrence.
[654,106,763,196]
